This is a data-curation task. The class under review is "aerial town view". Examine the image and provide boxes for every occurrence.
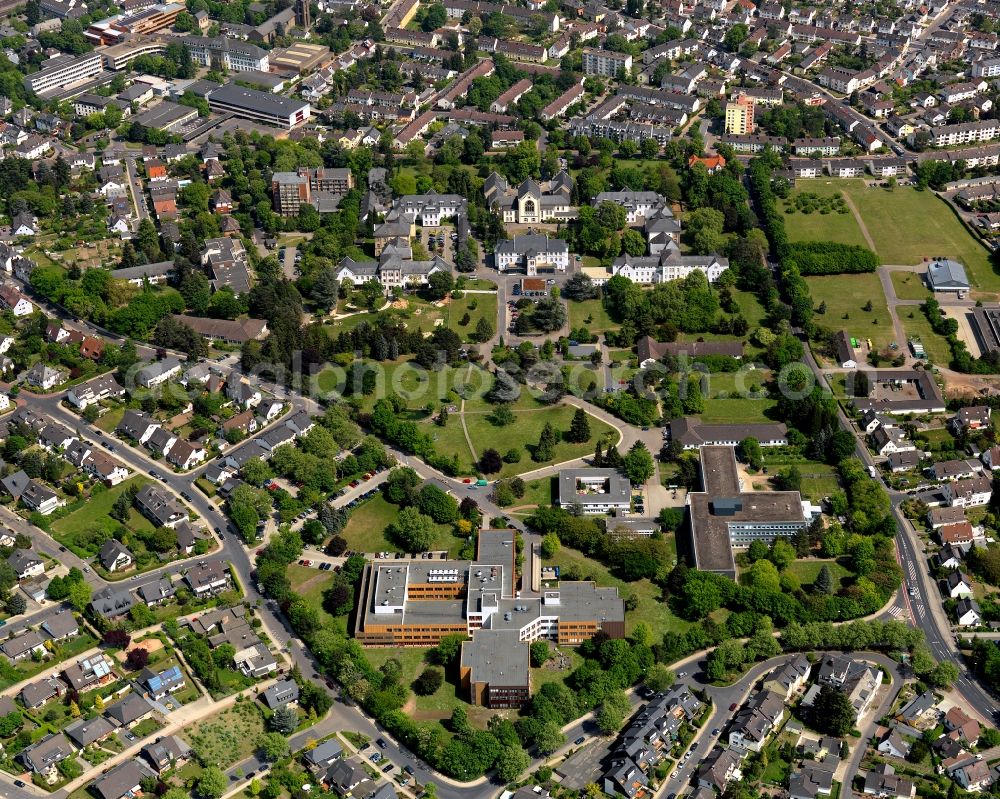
[3,0,1000,798]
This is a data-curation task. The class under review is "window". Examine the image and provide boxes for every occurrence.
[523,199,536,215]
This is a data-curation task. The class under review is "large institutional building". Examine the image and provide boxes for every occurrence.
[688,444,821,580]
[355,530,624,707]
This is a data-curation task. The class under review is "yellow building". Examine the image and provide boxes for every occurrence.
[725,96,756,135]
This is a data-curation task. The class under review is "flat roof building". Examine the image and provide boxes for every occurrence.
[557,468,631,515]
[24,52,103,95]
[459,629,530,708]
[134,101,199,132]
[688,446,820,579]
[355,530,624,648]
[207,83,310,129]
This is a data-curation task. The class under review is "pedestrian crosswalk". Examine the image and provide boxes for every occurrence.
[887,605,909,620]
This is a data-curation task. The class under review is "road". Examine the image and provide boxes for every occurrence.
[124,153,148,222]
[802,347,1000,727]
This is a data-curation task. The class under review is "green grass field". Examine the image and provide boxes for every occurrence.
[699,398,777,425]
[890,271,931,301]
[806,273,894,351]
[784,559,853,592]
[181,702,266,769]
[338,494,462,556]
[898,309,952,365]
[446,293,497,343]
[788,180,999,293]
[568,298,620,334]
[545,545,690,640]
[460,405,618,478]
[784,183,869,249]
[51,477,154,544]
[287,563,341,632]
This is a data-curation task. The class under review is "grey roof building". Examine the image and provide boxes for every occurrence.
[64,716,115,748]
[260,678,299,709]
[104,693,154,727]
[142,734,192,773]
[557,468,631,514]
[19,733,75,773]
[91,759,157,799]
[927,259,970,292]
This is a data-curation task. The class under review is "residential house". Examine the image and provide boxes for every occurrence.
[956,597,983,626]
[862,764,915,799]
[139,665,185,701]
[945,570,975,599]
[1,629,47,662]
[62,654,113,692]
[64,716,116,749]
[41,611,79,641]
[142,735,192,774]
[104,692,154,728]
[91,760,157,799]
[260,678,299,709]
[134,484,186,528]
[7,548,44,580]
[98,539,134,573]
[877,729,911,759]
[90,586,135,620]
[19,733,76,776]
[303,738,343,772]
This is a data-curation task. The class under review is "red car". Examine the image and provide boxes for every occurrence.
[462,478,473,484]
[729,703,737,711]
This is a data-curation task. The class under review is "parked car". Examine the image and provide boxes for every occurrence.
[574,736,585,746]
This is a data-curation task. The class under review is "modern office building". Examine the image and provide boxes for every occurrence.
[24,52,103,95]
[355,530,624,647]
[557,468,631,515]
[688,446,820,579]
[206,83,310,129]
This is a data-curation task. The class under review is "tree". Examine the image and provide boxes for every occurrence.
[269,706,299,734]
[475,316,494,342]
[540,533,560,559]
[414,666,444,695]
[479,448,503,474]
[770,539,796,570]
[738,437,763,470]
[813,564,833,595]
[257,732,290,762]
[812,685,855,735]
[495,746,530,783]
[198,766,227,798]
[125,647,150,670]
[534,720,566,754]
[5,593,26,616]
[383,467,422,506]
[488,404,515,427]
[596,702,626,735]
[534,423,557,462]
[387,507,437,551]
[567,407,591,443]
[417,484,459,523]
[530,641,551,666]
[623,442,654,484]
[646,664,675,692]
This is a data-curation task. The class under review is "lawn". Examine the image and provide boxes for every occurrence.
[362,648,491,729]
[890,271,931,301]
[181,702,266,769]
[49,478,162,570]
[339,494,463,556]
[568,298,620,335]
[545,545,691,640]
[288,563,340,632]
[784,559,854,592]
[898,309,952,366]
[731,290,768,329]
[94,406,125,433]
[806,273,894,351]
[799,181,1000,293]
[783,183,869,249]
[516,477,556,510]
[699,398,777,425]
[460,404,618,478]
[446,293,497,342]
